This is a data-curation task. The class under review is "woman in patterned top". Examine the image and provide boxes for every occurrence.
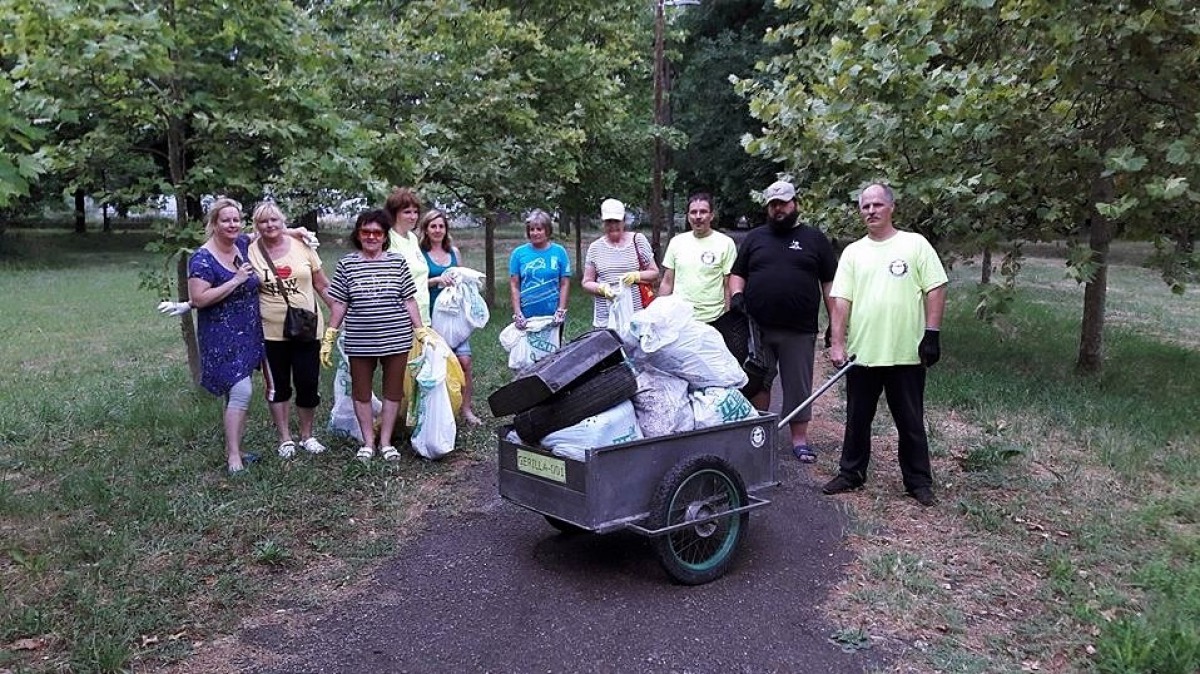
[322,209,426,462]
[581,198,659,327]
[187,198,264,475]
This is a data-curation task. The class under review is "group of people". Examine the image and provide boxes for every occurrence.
[638,180,947,507]
[162,188,496,474]
[164,179,949,507]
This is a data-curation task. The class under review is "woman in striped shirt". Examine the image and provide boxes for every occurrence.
[321,209,426,462]
[581,198,659,327]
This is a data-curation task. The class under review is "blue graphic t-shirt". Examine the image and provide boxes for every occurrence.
[508,242,571,318]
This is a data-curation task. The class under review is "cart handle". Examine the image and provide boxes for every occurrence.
[624,494,771,537]
[777,355,857,429]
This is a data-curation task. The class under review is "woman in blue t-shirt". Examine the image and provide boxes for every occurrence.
[509,209,572,332]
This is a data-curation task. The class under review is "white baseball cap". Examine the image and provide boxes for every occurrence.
[762,180,796,204]
[600,198,625,222]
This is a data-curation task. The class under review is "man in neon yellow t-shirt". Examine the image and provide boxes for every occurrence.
[658,192,737,323]
[824,183,948,507]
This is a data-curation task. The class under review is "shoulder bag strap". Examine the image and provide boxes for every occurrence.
[257,238,293,308]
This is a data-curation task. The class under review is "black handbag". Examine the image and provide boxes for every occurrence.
[258,239,319,342]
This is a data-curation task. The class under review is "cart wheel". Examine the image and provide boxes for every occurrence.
[543,515,586,536]
[649,455,749,585]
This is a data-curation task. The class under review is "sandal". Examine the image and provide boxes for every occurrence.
[355,446,375,462]
[300,437,327,454]
[380,445,401,462]
[277,440,296,460]
[792,444,817,463]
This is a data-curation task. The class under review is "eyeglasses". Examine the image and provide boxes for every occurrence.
[359,230,385,239]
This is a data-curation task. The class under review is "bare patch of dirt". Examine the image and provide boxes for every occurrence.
[804,357,1125,671]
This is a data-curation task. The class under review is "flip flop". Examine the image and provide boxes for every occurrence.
[792,445,817,463]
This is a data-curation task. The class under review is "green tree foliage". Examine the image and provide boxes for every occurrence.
[738,0,1200,372]
[0,68,50,209]
[319,0,652,303]
[673,0,785,227]
[4,0,356,380]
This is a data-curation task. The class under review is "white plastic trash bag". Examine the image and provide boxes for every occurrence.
[629,295,693,354]
[638,320,748,389]
[540,400,643,461]
[432,266,490,348]
[632,366,694,438]
[690,387,755,429]
[408,334,457,459]
[499,317,560,371]
[605,283,634,340]
[328,333,381,441]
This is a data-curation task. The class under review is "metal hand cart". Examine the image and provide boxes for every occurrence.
[498,412,780,585]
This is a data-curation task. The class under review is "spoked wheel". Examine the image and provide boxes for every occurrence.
[543,515,586,535]
[649,455,749,585]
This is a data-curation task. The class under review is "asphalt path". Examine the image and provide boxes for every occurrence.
[193,383,888,674]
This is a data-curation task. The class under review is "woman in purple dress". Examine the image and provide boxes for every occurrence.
[187,198,265,474]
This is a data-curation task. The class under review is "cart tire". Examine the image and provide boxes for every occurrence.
[649,454,749,585]
[513,363,638,443]
[543,515,587,535]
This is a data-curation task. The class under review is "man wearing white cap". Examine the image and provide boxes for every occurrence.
[730,180,837,463]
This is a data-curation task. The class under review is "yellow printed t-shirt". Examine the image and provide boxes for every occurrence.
[662,230,737,322]
[249,239,327,341]
[830,230,948,366]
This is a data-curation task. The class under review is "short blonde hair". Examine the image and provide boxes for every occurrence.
[252,201,287,227]
[204,197,243,238]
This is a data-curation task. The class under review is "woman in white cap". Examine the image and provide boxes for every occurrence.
[581,198,659,327]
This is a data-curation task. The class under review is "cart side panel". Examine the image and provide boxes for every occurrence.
[592,413,779,496]
[498,438,593,525]
[498,413,779,532]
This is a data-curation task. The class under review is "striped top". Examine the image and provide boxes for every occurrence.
[329,252,417,357]
[585,232,653,327]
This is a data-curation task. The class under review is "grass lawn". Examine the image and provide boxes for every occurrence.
[1,228,1197,673]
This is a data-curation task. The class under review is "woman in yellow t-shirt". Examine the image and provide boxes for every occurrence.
[248,202,334,460]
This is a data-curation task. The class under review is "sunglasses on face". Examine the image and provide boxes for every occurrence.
[359,230,385,239]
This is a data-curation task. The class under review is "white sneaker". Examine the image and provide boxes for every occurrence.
[277,440,296,459]
[300,437,327,454]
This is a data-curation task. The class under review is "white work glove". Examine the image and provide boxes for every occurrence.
[158,301,191,316]
[294,227,320,250]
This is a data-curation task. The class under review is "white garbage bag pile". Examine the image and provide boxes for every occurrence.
[511,295,755,456]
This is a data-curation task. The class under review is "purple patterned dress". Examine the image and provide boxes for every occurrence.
[189,234,264,396]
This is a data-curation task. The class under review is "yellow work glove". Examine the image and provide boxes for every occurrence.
[414,326,435,343]
[597,284,616,300]
[621,272,641,286]
[319,327,338,368]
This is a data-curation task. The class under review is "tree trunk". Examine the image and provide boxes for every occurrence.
[981,246,992,284]
[73,189,86,234]
[484,210,497,308]
[574,212,583,280]
[102,203,111,232]
[1076,176,1114,375]
[167,112,201,385]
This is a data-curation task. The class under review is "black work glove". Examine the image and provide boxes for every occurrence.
[918,329,941,367]
[730,292,746,315]
[823,325,832,349]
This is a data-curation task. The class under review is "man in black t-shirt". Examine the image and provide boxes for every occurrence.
[730,180,837,463]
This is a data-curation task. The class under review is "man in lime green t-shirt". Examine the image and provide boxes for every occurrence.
[658,192,737,323]
[824,183,948,507]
